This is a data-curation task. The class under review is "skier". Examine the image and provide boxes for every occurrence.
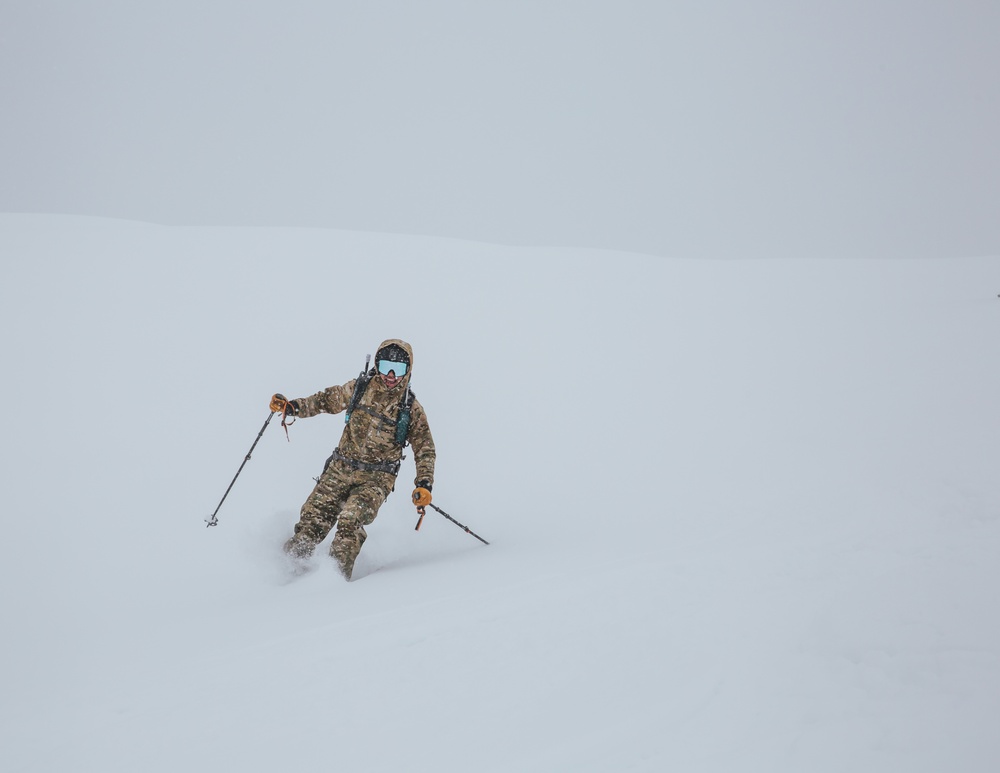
[270,339,435,579]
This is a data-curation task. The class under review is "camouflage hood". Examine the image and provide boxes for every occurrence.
[371,338,414,395]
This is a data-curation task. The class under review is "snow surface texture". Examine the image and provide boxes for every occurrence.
[1,214,999,772]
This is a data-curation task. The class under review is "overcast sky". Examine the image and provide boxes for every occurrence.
[2,1,998,258]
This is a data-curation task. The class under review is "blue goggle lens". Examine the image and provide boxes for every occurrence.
[377,359,408,377]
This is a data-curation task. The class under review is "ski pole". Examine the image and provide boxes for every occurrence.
[414,502,490,545]
[205,411,275,527]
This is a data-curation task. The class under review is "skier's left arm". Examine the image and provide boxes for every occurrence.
[409,399,436,490]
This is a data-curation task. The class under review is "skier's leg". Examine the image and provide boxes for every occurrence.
[284,469,350,559]
[330,472,393,579]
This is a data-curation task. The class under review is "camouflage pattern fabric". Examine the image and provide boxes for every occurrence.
[283,462,394,578]
[291,339,435,487]
[283,339,435,579]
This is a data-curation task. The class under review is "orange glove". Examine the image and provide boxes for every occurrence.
[270,393,289,413]
[412,487,432,508]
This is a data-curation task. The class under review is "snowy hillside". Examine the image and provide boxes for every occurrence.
[1,214,999,772]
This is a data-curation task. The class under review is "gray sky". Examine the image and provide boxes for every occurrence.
[2,0,998,258]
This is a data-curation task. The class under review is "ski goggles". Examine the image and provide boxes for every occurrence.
[377,359,408,377]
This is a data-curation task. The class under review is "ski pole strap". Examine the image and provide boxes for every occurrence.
[414,506,426,531]
[281,403,296,441]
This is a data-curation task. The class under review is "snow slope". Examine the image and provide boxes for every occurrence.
[1,215,999,772]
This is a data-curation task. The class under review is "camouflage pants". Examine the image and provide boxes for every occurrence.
[284,461,395,579]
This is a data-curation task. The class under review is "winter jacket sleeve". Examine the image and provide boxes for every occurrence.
[293,380,355,418]
[408,398,436,487]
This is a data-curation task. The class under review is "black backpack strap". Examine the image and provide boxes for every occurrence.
[345,359,374,425]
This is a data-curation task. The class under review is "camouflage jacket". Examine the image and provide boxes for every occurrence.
[292,339,435,487]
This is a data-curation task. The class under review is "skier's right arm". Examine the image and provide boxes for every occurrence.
[287,380,356,418]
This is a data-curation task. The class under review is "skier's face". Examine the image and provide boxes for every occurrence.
[380,370,402,389]
[377,358,407,389]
